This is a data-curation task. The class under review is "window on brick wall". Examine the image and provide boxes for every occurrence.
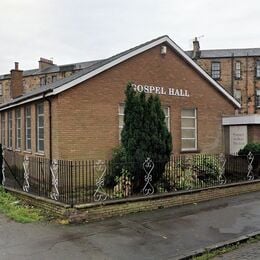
[15,108,21,149]
[234,89,242,103]
[118,104,171,141]
[181,108,197,151]
[256,89,260,108]
[1,113,5,146]
[25,106,31,150]
[211,62,221,79]
[256,61,260,78]
[235,61,241,79]
[7,111,12,148]
[36,103,44,152]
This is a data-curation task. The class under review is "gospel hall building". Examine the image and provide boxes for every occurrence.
[0,35,240,160]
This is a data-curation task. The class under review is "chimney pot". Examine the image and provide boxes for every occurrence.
[15,62,19,70]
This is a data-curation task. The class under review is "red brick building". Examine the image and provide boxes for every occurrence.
[0,36,240,160]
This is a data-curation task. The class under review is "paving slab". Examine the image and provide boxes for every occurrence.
[0,191,260,259]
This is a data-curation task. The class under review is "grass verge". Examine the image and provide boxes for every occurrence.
[0,187,44,223]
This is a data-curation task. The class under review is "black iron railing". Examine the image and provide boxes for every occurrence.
[1,149,260,206]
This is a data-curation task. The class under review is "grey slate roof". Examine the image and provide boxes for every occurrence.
[0,35,169,109]
[186,48,260,58]
[0,35,240,109]
[0,60,102,80]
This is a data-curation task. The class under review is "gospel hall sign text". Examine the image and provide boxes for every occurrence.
[132,84,190,97]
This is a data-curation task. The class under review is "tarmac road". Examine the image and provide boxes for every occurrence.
[0,191,260,260]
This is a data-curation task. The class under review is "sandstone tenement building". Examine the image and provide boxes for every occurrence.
[186,38,260,114]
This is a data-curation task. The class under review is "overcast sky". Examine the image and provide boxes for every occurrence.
[1,0,260,74]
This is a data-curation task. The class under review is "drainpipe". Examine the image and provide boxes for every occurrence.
[246,53,249,114]
[231,53,234,95]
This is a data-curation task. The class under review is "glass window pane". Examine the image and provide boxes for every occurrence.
[39,128,44,139]
[181,109,195,117]
[182,129,195,138]
[182,118,195,128]
[119,116,124,127]
[182,139,196,149]
[39,116,44,127]
[39,140,44,151]
[119,104,125,114]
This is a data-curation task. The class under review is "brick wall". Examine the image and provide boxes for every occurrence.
[52,45,236,160]
[5,181,260,223]
[0,45,237,160]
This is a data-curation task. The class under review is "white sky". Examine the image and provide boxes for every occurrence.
[1,0,260,74]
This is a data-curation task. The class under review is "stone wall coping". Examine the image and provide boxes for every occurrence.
[74,179,260,209]
[4,186,71,208]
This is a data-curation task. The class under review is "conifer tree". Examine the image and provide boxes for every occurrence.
[121,83,172,190]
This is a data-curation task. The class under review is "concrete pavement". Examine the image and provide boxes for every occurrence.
[0,191,260,259]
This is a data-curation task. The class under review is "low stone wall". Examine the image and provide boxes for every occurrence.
[4,180,260,223]
[5,187,71,216]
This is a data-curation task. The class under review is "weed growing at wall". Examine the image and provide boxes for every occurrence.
[0,187,43,223]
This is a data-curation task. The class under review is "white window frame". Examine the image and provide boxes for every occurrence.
[25,106,32,151]
[118,104,171,140]
[181,108,197,151]
[15,108,21,150]
[256,61,260,78]
[235,61,241,79]
[36,103,44,153]
[256,89,260,108]
[211,62,221,79]
[118,104,125,141]
[7,111,12,148]
[162,106,170,131]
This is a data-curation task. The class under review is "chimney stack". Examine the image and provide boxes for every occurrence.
[10,62,23,99]
[39,57,55,70]
[192,37,201,60]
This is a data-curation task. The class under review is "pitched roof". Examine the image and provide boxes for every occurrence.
[0,35,241,110]
[186,48,260,58]
[0,60,102,80]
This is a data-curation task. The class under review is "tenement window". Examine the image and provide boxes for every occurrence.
[7,111,12,148]
[15,108,21,149]
[118,104,171,140]
[1,113,5,146]
[234,89,242,103]
[235,61,241,79]
[181,108,197,151]
[52,75,57,82]
[211,62,221,79]
[40,77,46,86]
[256,61,260,78]
[25,106,31,150]
[36,103,44,152]
[256,89,260,108]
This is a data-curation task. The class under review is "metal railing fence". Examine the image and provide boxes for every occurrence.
[1,149,260,206]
